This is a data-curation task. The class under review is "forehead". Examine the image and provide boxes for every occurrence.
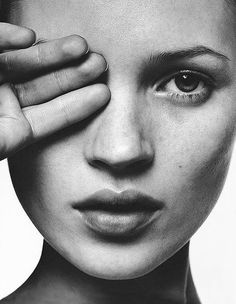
[6,0,235,60]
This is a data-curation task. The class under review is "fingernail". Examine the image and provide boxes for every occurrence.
[105,62,109,72]
[85,45,90,54]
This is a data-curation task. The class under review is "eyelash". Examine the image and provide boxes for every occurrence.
[153,70,215,105]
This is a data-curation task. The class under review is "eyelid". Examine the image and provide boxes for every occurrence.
[154,69,216,91]
[152,69,215,107]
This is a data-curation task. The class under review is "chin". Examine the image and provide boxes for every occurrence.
[72,258,158,281]
[50,234,182,281]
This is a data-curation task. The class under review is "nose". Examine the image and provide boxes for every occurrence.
[84,88,155,173]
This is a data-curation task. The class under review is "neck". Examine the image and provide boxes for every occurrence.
[14,241,200,304]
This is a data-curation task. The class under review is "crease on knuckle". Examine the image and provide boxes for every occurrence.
[0,53,12,76]
[23,107,38,139]
[53,70,67,94]
[13,83,30,106]
[58,97,72,127]
[36,43,45,67]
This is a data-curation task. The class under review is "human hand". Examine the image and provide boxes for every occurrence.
[0,23,110,160]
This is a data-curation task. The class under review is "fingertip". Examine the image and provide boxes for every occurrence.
[0,23,36,49]
[93,83,111,104]
[17,27,36,48]
[90,52,108,72]
[61,35,89,59]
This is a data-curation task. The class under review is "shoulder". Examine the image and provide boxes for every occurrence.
[0,291,21,304]
[0,295,16,304]
[0,290,27,304]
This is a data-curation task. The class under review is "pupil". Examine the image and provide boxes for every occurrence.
[175,74,200,93]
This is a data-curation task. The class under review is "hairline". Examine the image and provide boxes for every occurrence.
[1,0,235,20]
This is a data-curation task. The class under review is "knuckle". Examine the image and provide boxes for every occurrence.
[58,98,71,127]
[19,119,34,143]
[52,70,67,94]
[61,35,88,58]
[23,108,38,139]
[0,53,12,75]
[12,83,29,106]
[36,42,45,66]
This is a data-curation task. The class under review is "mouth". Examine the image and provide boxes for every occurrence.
[72,189,164,237]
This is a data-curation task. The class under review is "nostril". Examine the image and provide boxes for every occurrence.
[89,154,154,173]
[89,159,107,169]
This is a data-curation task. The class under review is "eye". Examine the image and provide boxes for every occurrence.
[154,70,214,105]
[173,73,202,93]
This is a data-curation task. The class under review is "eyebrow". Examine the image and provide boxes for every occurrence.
[147,46,230,66]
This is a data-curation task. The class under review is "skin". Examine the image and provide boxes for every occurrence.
[1,0,236,303]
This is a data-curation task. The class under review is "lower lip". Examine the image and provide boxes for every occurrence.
[77,209,159,237]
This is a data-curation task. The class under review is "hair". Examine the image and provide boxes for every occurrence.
[0,1,10,22]
[226,0,236,9]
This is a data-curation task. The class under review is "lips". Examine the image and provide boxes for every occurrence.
[72,189,164,237]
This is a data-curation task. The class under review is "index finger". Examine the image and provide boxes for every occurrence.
[0,22,36,49]
[0,34,89,84]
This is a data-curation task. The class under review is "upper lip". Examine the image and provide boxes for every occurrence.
[72,189,164,212]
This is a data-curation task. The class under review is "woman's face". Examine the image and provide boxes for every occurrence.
[8,0,236,279]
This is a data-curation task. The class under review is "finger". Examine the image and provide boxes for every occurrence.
[0,84,33,160]
[14,53,108,107]
[0,35,89,83]
[0,22,36,50]
[23,84,110,140]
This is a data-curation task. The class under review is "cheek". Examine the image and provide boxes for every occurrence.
[159,116,235,240]
[183,118,234,205]
[177,141,232,222]
[160,93,236,200]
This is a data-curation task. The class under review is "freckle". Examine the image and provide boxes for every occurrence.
[178,165,183,169]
